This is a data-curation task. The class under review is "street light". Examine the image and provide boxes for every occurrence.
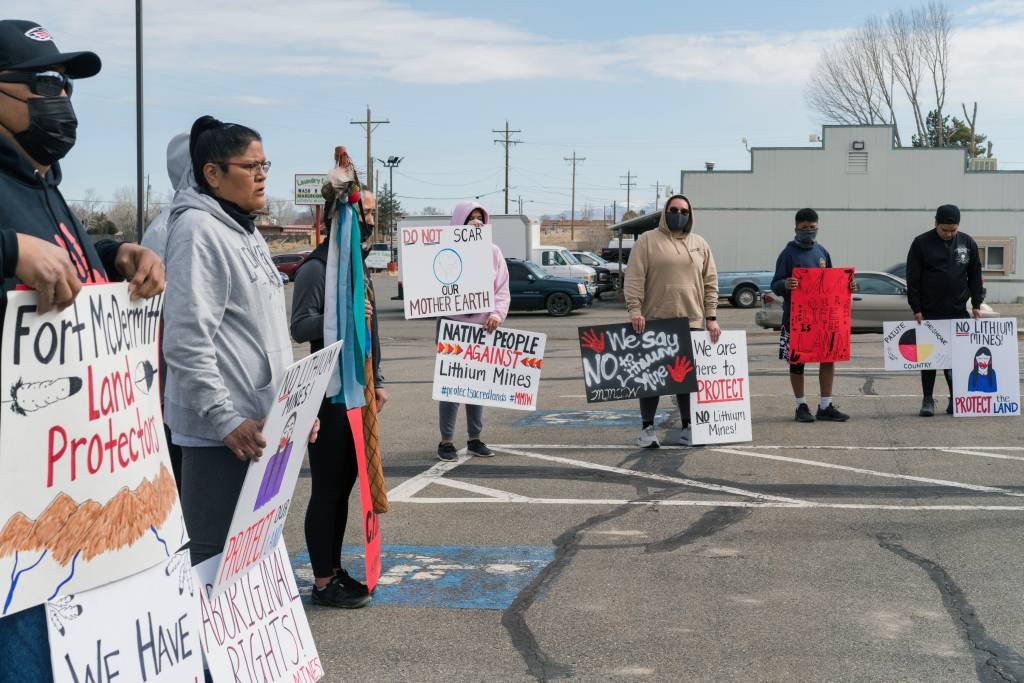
[376,155,403,249]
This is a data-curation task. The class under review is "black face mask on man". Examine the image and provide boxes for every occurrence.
[1,91,78,165]
[795,228,818,246]
[666,212,690,232]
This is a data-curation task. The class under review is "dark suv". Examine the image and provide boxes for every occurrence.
[506,258,592,316]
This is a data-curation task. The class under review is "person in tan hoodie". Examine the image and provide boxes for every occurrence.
[624,194,720,447]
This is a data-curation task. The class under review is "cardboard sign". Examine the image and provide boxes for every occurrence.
[196,540,323,682]
[689,331,752,445]
[365,249,391,269]
[48,549,204,683]
[293,174,327,206]
[212,342,341,596]
[346,409,382,592]
[883,320,953,371]
[952,318,1020,417]
[788,267,853,364]
[578,319,697,402]
[432,320,546,411]
[0,284,187,618]
[399,224,495,319]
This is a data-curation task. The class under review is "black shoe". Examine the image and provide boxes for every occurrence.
[467,439,494,457]
[919,398,935,417]
[816,404,850,422]
[436,442,458,461]
[946,397,954,415]
[311,574,371,609]
[795,404,815,423]
[335,567,370,596]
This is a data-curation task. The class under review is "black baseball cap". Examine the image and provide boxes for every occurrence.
[0,20,100,78]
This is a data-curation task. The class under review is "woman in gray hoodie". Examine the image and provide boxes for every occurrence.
[162,115,299,565]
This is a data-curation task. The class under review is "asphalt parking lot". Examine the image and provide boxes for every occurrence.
[283,277,1024,682]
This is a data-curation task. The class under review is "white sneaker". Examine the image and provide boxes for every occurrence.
[678,426,692,447]
[636,425,660,448]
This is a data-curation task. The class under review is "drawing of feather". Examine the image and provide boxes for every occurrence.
[4,377,83,416]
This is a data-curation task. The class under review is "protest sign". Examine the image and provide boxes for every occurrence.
[689,331,752,445]
[432,320,546,411]
[48,549,203,683]
[883,320,953,371]
[347,409,382,592]
[365,250,391,269]
[951,318,1020,417]
[399,224,495,319]
[578,319,697,403]
[0,283,186,618]
[787,267,854,364]
[196,540,323,683]
[212,342,341,596]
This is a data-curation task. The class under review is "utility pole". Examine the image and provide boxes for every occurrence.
[564,150,585,240]
[492,121,522,214]
[350,106,389,192]
[620,171,636,215]
[145,174,151,225]
[651,181,661,212]
[135,0,144,242]
[612,200,617,224]
[517,195,523,215]
[377,156,403,247]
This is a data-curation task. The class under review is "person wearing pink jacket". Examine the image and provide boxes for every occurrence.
[436,200,510,461]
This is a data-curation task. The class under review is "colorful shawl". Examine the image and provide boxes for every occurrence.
[324,200,368,408]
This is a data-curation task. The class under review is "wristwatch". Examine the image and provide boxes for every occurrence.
[706,316,717,321]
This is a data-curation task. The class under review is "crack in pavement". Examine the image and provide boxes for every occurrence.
[644,507,752,553]
[877,533,1024,683]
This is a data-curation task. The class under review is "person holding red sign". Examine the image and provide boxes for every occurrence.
[624,195,720,447]
[771,209,855,423]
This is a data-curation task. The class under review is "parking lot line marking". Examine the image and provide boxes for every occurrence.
[490,446,814,506]
[431,477,533,502]
[388,453,472,502]
[491,444,1024,451]
[713,447,1024,498]
[942,448,1024,463]
[398,496,1024,511]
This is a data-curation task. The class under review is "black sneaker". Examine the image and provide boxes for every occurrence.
[335,567,370,596]
[311,574,371,609]
[437,442,458,461]
[946,397,954,415]
[919,397,935,417]
[795,404,815,423]
[467,439,494,457]
[816,404,850,422]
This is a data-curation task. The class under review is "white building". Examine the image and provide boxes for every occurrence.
[678,125,1024,302]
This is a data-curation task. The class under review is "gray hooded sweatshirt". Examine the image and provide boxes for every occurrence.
[141,132,194,259]
[162,186,292,442]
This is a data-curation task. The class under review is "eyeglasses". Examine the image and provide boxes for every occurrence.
[0,70,73,97]
[666,207,690,215]
[223,160,271,176]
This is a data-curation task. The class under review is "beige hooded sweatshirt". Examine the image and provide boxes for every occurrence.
[623,194,718,328]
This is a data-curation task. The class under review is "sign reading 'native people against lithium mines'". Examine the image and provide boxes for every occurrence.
[293,174,327,205]
[399,224,495,319]
[0,283,187,618]
[788,267,854,364]
[432,320,547,411]
[47,550,204,683]
[951,317,1020,417]
[689,331,752,445]
[578,318,697,403]
[196,540,323,683]
[212,342,341,597]
[882,320,953,371]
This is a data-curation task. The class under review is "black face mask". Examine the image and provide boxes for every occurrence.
[1,91,78,165]
[666,212,690,232]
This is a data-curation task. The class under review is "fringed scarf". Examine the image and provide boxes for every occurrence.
[324,200,368,408]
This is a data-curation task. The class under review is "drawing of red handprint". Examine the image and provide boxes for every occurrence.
[580,328,605,353]
[666,355,694,383]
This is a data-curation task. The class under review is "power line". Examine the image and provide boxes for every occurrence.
[620,171,637,214]
[492,121,523,213]
[350,106,389,190]
[563,151,586,240]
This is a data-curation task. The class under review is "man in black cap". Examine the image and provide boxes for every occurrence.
[905,204,984,416]
[0,20,165,682]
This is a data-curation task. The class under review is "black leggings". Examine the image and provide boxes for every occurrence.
[921,369,953,398]
[304,399,359,579]
[639,394,691,427]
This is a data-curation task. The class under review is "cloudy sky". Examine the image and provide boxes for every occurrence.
[7,0,1024,218]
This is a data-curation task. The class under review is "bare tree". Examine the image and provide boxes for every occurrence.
[887,8,928,144]
[860,18,902,146]
[961,102,978,158]
[807,38,887,127]
[918,1,951,146]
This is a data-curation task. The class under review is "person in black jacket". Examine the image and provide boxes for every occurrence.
[905,204,984,417]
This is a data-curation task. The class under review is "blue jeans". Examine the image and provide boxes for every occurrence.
[0,605,52,682]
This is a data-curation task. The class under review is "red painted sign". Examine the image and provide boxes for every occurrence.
[347,408,382,592]
[788,267,854,364]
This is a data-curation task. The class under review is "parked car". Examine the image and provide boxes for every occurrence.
[571,251,621,297]
[272,251,310,282]
[506,258,592,317]
[754,270,998,332]
[600,246,631,265]
[717,270,774,309]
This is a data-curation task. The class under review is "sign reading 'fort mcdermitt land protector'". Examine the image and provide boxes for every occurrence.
[578,318,697,403]
[432,320,547,411]
[882,320,953,371]
[952,317,1020,417]
[0,283,187,618]
[689,331,752,445]
[399,224,495,319]
[212,342,341,597]
[787,267,854,364]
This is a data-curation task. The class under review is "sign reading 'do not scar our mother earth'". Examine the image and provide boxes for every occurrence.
[399,224,495,319]
[578,318,697,402]
[0,283,187,618]
[788,267,854,364]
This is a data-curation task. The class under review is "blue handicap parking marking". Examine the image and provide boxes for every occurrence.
[291,544,553,610]
[513,409,671,428]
